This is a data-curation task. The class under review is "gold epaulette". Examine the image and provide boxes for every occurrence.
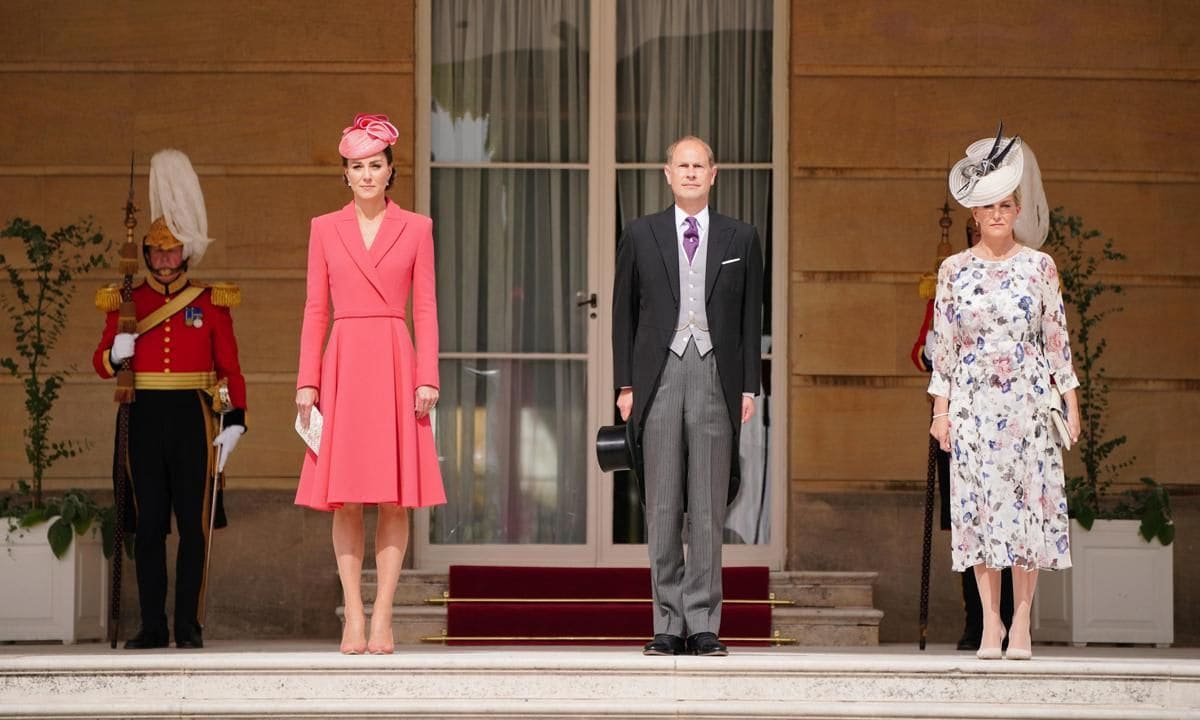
[94,278,146,312]
[195,281,242,308]
[94,285,121,312]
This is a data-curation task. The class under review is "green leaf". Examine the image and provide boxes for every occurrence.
[19,507,50,527]
[59,494,79,524]
[72,514,92,536]
[1074,504,1096,530]
[1138,514,1161,544]
[1158,523,1176,546]
[47,517,73,558]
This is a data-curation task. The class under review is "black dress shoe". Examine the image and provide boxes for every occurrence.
[686,632,728,656]
[124,628,169,650]
[642,633,685,656]
[956,625,981,651]
[174,624,204,649]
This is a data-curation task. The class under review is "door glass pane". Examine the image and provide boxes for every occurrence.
[433,168,588,354]
[431,0,590,162]
[432,358,587,544]
[611,170,773,544]
[616,0,772,164]
[430,169,588,544]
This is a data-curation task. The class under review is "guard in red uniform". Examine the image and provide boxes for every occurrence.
[93,149,246,649]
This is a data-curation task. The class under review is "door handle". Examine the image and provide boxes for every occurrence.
[576,291,597,309]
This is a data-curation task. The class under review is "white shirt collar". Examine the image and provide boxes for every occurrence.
[674,205,709,235]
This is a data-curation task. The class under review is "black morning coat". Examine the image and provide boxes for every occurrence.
[612,206,764,504]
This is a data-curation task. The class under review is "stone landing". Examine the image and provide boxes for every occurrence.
[1,643,1197,719]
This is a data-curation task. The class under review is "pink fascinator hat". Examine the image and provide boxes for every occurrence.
[338,113,399,160]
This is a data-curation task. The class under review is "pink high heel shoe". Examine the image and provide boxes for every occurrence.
[367,615,394,655]
[367,633,394,655]
[340,615,367,655]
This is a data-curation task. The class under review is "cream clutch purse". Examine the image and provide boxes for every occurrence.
[1048,387,1071,451]
[295,407,323,454]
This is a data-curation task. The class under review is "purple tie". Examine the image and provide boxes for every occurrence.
[683,216,700,264]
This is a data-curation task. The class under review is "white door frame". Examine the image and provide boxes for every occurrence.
[412,0,789,571]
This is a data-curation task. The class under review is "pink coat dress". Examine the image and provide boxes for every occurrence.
[294,200,445,511]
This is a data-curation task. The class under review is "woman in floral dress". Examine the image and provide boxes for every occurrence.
[929,127,1081,660]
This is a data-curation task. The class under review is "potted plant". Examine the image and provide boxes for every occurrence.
[0,217,114,643]
[1034,209,1174,646]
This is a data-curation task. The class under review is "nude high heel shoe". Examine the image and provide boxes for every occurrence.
[976,629,1006,660]
[1005,628,1032,660]
[367,612,395,655]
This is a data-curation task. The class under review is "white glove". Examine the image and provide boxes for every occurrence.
[110,333,138,364]
[213,425,245,473]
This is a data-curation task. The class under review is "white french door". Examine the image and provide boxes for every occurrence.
[413,0,788,570]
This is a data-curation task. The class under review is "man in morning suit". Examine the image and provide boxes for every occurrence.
[612,136,763,656]
[93,149,247,649]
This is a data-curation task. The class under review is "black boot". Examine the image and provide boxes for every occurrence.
[174,621,204,649]
[124,626,170,650]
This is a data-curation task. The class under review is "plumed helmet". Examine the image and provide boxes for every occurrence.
[147,149,213,264]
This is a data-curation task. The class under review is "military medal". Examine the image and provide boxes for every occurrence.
[185,306,204,328]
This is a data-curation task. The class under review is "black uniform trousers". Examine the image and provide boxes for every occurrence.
[128,390,210,636]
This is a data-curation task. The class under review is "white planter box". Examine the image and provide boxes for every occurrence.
[0,520,108,643]
[1034,519,1173,646]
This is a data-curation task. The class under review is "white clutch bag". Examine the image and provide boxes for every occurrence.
[295,407,323,454]
[1048,387,1071,451]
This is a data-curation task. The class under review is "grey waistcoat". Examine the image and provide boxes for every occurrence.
[669,229,712,357]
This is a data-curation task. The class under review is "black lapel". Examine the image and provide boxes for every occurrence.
[705,212,736,302]
[650,206,679,302]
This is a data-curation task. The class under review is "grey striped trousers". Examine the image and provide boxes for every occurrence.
[642,338,732,636]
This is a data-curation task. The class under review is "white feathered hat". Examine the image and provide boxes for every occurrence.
[147,149,214,264]
[1011,141,1049,249]
[948,123,1049,248]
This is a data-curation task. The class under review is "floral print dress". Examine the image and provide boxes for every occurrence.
[928,247,1079,572]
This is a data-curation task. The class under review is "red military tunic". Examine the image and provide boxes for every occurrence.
[93,274,246,414]
[93,271,246,640]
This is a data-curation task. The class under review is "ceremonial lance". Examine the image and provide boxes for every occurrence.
[108,152,140,649]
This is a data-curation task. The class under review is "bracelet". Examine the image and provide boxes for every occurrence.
[931,412,950,419]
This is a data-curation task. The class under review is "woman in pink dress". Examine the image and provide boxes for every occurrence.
[295,113,445,654]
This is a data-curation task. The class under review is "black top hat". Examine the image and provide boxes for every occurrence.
[595,423,641,476]
[596,422,741,507]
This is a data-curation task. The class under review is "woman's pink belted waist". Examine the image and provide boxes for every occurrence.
[333,307,407,321]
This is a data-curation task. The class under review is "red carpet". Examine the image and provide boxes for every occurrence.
[444,565,772,646]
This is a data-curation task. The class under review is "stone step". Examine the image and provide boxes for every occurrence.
[359,605,883,647]
[347,569,882,646]
[361,569,878,607]
[2,644,1197,718]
